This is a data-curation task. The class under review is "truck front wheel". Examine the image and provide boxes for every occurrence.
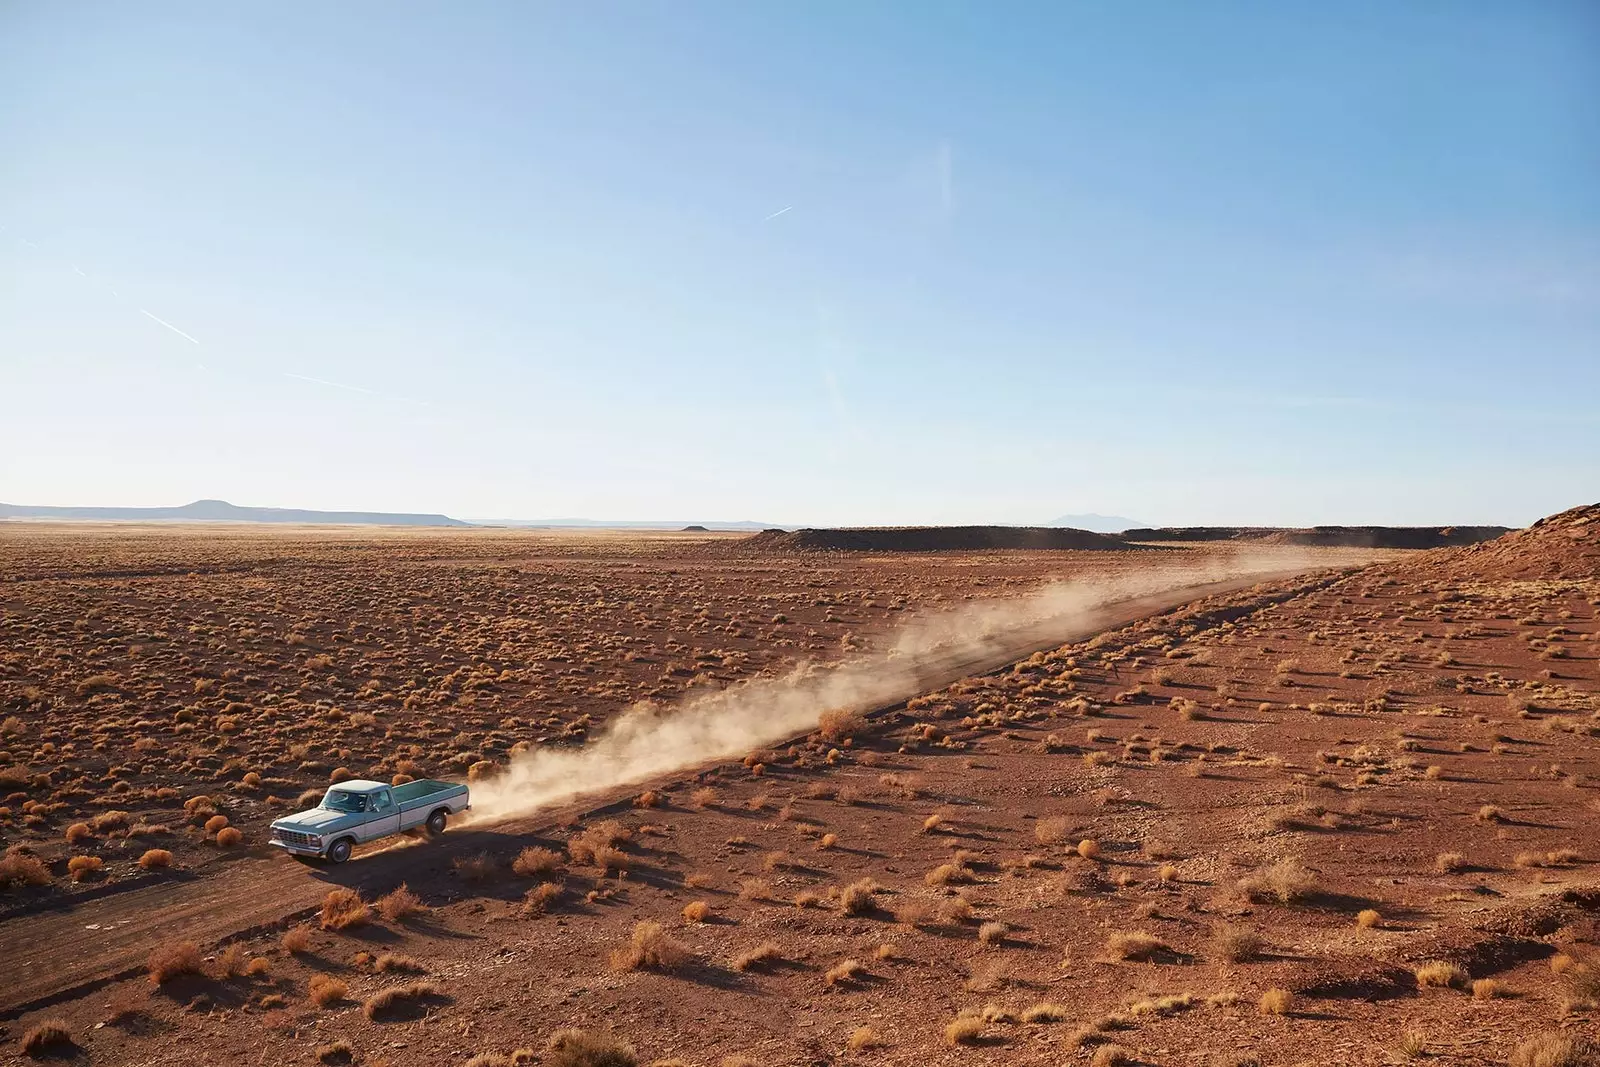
[426,809,448,836]
[326,838,353,864]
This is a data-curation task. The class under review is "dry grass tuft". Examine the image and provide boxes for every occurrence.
[215,943,248,978]
[362,980,444,1021]
[308,974,349,1007]
[1021,1002,1070,1023]
[523,881,563,917]
[67,855,103,882]
[454,851,502,883]
[512,846,563,879]
[1472,978,1512,999]
[375,952,426,974]
[320,888,371,930]
[925,861,974,886]
[824,958,867,987]
[1208,924,1265,963]
[1510,1033,1600,1067]
[940,896,974,924]
[846,1026,885,1050]
[1035,815,1073,845]
[839,878,878,916]
[1237,858,1317,903]
[1258,987,1293,1015]
[610,920,692,973]
[681,900,711,923]
[0,852,51,888]
[818,707,868,742]
[942,1011,986,1046]
[137,848,173,870]
[280,925,312,954]
[317,1041,356,1065]
[1398,1032,1428,1059]
[148,941,204,984]
[544,1028,639,1067]
[377,883,426,922]
[1105,930,1167,961]
[1356,908,1382,929]
[1415,960,1469,989]
[21,1018,74,1056]
[567,820,633,870]
[737,877,773,902]
[1130,992,1195,1017]
[731,941,782,972]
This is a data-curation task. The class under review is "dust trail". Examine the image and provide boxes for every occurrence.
[464,553,1310,826]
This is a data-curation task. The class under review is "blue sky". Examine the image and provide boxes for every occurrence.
[2,1,1596,526]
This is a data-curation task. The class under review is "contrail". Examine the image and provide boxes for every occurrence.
[284,371,378,396]
[761,205,794,222]
[283,371,433,408]
[139,308,201,345]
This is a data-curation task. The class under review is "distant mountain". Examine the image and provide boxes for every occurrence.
[0,499,471,527]
[472,518,783,531]
[1046,513,1148,533]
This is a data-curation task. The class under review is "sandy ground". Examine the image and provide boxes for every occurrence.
[2,515,1597,1066]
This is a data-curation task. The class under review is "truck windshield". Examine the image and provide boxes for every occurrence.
[322,790,366,813]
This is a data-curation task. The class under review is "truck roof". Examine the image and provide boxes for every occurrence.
[328,779,389,793]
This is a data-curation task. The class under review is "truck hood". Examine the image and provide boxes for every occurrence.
[271,807,359,833]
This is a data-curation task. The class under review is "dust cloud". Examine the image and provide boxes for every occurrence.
[464,551,1314,826]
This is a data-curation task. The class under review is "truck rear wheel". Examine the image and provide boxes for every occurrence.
[326,838,353,864]
[426,809,448,836]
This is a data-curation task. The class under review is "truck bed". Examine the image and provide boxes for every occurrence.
[391,778,466,808]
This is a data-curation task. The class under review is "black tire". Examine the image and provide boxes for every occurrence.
[426,809,448,836]
[326,838,353,865]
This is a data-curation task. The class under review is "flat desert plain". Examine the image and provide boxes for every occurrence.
[1,512,1597,1067]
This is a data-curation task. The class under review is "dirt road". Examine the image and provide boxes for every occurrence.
[0,568,1330,1017]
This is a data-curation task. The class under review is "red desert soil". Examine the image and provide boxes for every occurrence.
[2,511,1597,1066]
[0,523,1350,914]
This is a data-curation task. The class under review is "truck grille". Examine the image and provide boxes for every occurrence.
[273,828,317,848]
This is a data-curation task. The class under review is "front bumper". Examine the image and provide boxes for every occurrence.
[269,829,325,856]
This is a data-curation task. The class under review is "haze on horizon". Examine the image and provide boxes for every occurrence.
[3,2,1596,529]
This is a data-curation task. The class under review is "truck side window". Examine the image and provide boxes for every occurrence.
[373,790,393,812]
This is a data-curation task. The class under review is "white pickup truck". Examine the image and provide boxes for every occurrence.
[268,778,470,864]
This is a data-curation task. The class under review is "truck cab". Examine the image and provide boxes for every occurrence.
[321,782,403,835]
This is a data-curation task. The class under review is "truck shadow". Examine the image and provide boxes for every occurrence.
[291,826,662,910]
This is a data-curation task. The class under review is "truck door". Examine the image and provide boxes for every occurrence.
[367,788,402,839]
